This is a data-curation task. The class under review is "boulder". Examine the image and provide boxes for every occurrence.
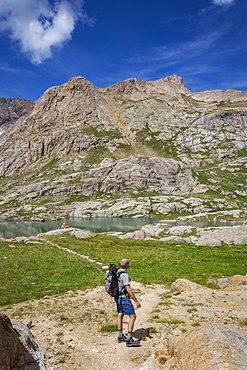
[141,223,164,238]
[171,279,207,291]
[71,229,96,239]
[22,318,33,328]
[139,351,174,369]
[133,230,146,240]
[167,226,193,235]
[195,237,222,247]
[141,325,247,369]
[218,274,247,288]
[168,324,247,369]
[160,236,185,243]
[37,227,95,239]
[119,232,134,239]
[196,225,247,246]
[0,313,46,369]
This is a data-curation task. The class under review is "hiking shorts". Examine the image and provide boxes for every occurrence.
[115,297,135,316]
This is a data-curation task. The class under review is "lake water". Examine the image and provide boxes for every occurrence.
[0,217,159,238]
[0,217,242,239]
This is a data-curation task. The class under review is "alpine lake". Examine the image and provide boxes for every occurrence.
[0,217,240,239]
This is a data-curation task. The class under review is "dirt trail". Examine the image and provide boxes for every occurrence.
[3,281,167,370]
[3,280,247,369]
[108,283,167,370]
[68,282,168,370]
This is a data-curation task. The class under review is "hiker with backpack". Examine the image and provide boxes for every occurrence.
[105,258,141,347]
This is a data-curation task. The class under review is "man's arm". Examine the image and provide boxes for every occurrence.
[125,285,141,308]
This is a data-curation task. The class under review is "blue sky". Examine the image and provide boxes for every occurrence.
[0,0,246,102]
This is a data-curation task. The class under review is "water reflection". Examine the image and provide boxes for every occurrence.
[0,217,159,238]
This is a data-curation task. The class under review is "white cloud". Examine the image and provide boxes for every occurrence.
[0,0,91,64]
[212,0,235,6]
[128,30,225,66]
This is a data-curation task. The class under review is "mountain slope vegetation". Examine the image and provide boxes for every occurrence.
[0,75,246,221]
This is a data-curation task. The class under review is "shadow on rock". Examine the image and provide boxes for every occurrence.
[0,313,46,369]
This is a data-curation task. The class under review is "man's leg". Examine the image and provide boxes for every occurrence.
[127,313,136,340]
[117,312,124,331]
[117,312,127,342]
[116,298,140,346]
[128,313,136,333]
[126,313,140,346]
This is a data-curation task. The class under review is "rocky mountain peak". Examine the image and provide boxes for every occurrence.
[104,77,147,97]
[153,74,191,94]
[104,74,190,98]
[29,75,115,133]
[0,74,246,222]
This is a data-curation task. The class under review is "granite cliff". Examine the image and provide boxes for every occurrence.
[0,75,246,221]
[0,98,34,132]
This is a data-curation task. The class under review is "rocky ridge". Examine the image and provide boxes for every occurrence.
[0,75,246,222]
[0,98,34,132]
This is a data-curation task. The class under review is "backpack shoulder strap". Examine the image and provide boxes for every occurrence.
[118,270,126,276]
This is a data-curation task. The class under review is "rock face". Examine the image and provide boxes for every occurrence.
[92,156,197,195]
[142,325,247,369]
[0,74,246,220]
[0,313,46,369]
[168,325,247,369]
[0,75,247,176]
[0,98,34,130]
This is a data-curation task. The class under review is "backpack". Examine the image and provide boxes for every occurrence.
[105,263,126,297]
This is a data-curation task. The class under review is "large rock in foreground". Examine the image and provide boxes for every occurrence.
[0,313,46,369]
[169,324,247,369]
[141,324,247,369]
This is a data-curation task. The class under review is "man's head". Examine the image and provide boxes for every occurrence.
[120,258,129,269]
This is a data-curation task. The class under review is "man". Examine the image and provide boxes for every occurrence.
[115,258,141,347]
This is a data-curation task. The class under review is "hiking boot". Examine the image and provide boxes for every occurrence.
[126,338,141,347]
[118,334,127,343]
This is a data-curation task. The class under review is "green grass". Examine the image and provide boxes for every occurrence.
[170,319,185,325]
[191,322,201,327]
[49,234,247,286]
[101,324,118,333]
[0,240,103,306]
[1,234,247,306]
[241,317,247,326]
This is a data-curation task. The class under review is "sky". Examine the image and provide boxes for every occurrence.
[0,0,247,102]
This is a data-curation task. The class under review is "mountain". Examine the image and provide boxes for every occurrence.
[0,75,246,222]
[0,98,34,131]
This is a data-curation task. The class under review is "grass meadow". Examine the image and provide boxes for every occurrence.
[0,233,247,306]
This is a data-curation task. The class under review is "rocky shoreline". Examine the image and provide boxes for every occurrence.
[1,215,246,248]
[117,215,247,247]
